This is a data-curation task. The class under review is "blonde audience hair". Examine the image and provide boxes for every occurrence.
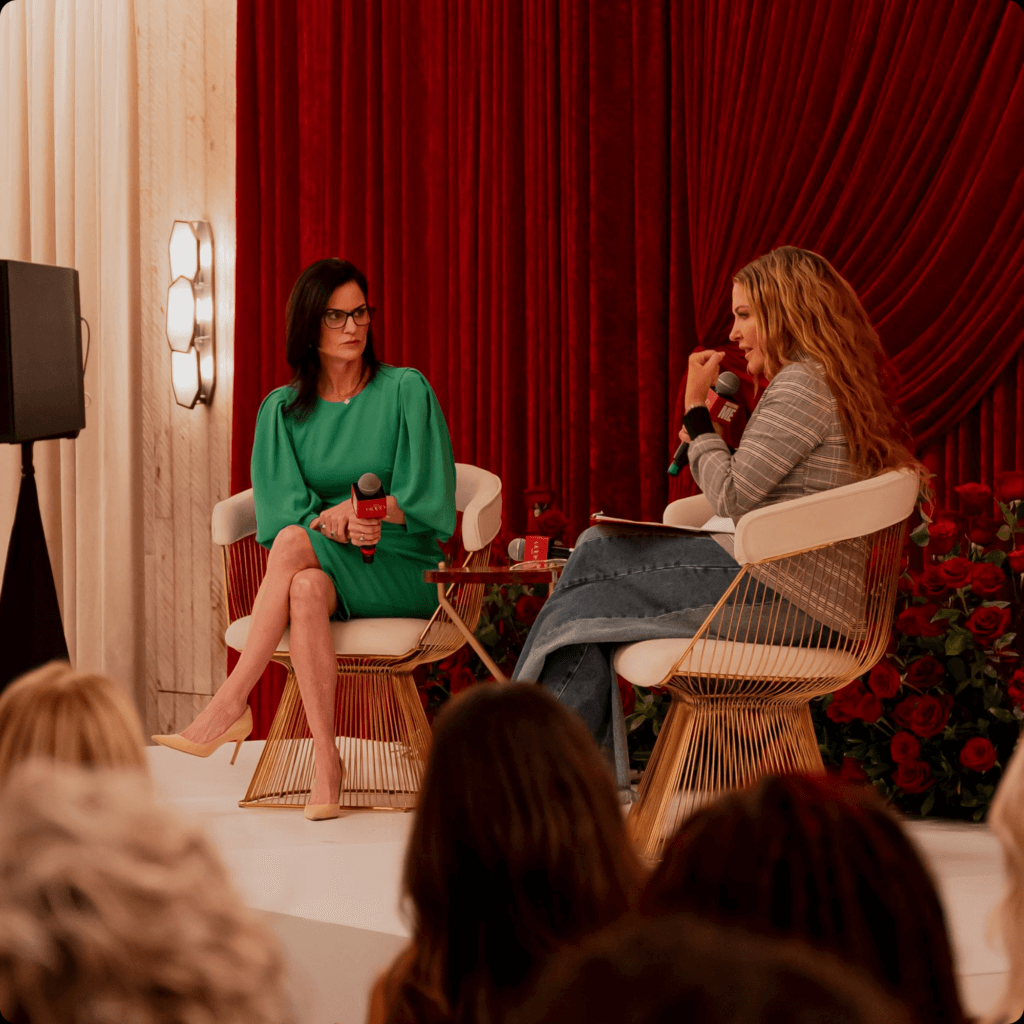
[985,736,1024,1024]
[0,760,293,1024]
[0,661,147,782]
[734,246,919,480]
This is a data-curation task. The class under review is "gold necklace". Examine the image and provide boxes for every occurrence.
[321,370,367,405]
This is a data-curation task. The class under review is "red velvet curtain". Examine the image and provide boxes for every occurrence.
[234,0,1024,734]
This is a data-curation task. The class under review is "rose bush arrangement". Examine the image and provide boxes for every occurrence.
[814,473,1024,820]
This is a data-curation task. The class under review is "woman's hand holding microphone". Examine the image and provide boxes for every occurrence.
[310,499,382,546]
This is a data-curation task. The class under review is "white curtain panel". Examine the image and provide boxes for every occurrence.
[0,0,143,694]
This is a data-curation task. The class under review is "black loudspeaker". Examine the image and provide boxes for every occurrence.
[0,259,85,443]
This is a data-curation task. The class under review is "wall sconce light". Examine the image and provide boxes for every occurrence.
[166,220,214,408]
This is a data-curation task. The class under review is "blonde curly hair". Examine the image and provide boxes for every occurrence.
[0,661,147,783]
[0,761,293,1024]
[734,246,919,480]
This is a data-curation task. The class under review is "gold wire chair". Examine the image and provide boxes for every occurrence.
[614,469,918,860]
[210,464,502,810]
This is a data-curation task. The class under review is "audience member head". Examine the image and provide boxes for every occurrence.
[642,773,966,1024]
[0,661,147,784]
[508,912,914,1024]
[0,760,292,1024]
[734,245,916,477]
[984,734,1024,1024]
[400,682,642,1021]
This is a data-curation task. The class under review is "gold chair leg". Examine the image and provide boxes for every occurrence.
[240,664,433,811]
[628,695,826,860]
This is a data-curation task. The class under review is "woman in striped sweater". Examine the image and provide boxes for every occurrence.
[512,246,921,786]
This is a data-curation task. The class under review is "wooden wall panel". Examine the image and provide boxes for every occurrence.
[136,0,235,735]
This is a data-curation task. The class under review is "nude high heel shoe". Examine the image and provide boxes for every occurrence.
[304,750,345,820]
[152,706,253,765]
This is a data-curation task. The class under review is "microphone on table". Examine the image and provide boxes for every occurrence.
[508,537,574,562]
[352,472,387,564]
[668,371,743,476]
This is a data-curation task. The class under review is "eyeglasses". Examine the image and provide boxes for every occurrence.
[323,305,374,330]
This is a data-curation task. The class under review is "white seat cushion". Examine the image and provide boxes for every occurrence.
[613,637,861,688]
[224,616,430,658]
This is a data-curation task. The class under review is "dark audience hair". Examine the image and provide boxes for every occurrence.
[391,682,642,1024]
[283,256,381,420]
[641,773,967,1024]
[507,911,915,1024]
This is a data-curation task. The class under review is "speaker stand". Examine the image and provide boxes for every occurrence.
[0,441,69,693]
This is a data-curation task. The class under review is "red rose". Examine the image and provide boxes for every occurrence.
[926,520,961,556]
[895,604,945,638]
[970,562,1006,598]
[995,471,1024,503]
[437,647,471,673]
[964,606,1012,647]
[960,737,998,773]
[515,594,546,627]
[448,665,477,695]
[536,507,568,539]
[893,694,953,738]
[616,674,636,717]
[1008,549,1024,574]
[1007,669,1024,708]
[904,656,945,691]
[955,483,993,515]
[866,661,901,699]
[914,565,950,601]
[911,694,954,738]
[826,681,882,724]
[969,519,1002,547]
[939,557,974,590]
[890,731,921,763]
[894,760,933,794]
[840,757,869,783]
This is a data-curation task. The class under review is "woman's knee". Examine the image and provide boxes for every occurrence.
[269,525,316,570]
[288,568,335,616]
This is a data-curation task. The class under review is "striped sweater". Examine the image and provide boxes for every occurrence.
[689,360,864,635]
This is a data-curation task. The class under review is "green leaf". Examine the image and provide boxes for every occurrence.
[918,637,946,654]
[997,525,1013,542]
[910,523,931,547]
[933,608,961,621]
[920,791,936,817]
[948,657,967,681]
[989,706,1016,724]
[982,600,1011,609]
[955,677,971,696]
[945,629,974,657]
[984,550,1008,567]
[995,633,1018,650]
[999,501,1018,528]
[983,684,1002,707]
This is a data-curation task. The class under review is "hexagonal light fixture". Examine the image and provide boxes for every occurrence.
[165,220,214,408]
[166,277,197,352]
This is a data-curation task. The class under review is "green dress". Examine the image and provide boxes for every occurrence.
[251,366,457,619]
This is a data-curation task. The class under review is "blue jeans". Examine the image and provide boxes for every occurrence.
[511,525,742,788]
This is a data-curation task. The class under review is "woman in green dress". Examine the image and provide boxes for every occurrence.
[154,259,456,819]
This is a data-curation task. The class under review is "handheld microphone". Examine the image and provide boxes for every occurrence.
[508,537,574,562]
[352,472,387,564]
[668,371,742,476]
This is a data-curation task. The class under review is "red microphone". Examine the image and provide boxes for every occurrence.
[352,472,387,564]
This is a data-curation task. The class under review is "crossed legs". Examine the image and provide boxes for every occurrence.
[182,525,342,805]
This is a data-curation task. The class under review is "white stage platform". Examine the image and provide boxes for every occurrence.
[148,740,1013,1024]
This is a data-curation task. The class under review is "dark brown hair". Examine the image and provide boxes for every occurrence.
[393,683,642,1023]
[642,774,966,1024]
[508,912,915,1024]
[282,257,381,420]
